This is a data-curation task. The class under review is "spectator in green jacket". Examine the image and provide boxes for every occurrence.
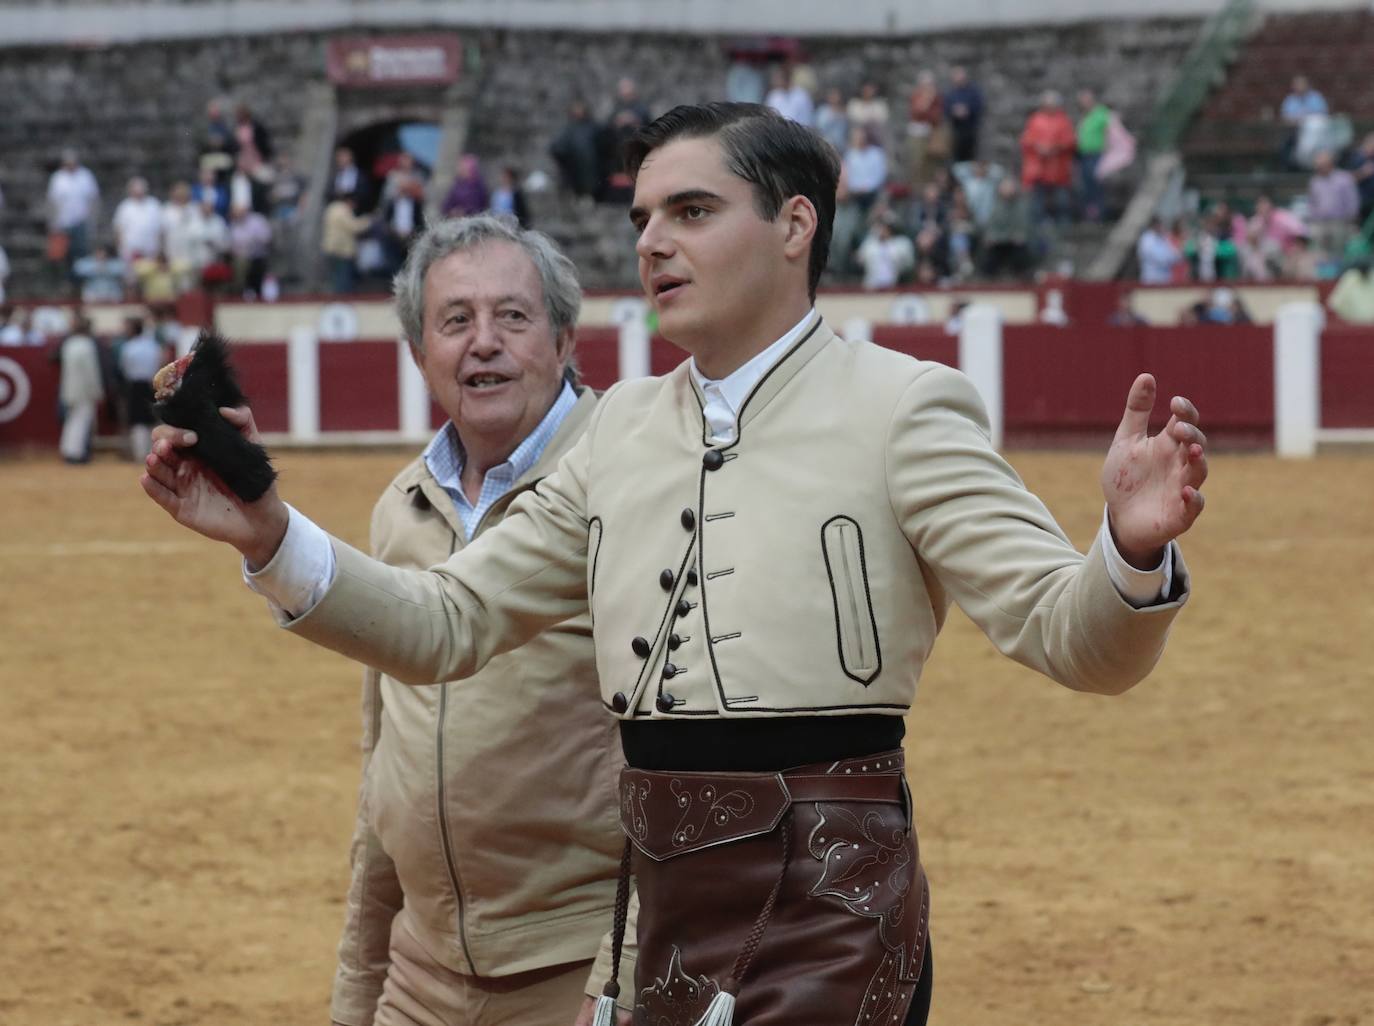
[1076,89,1112,222]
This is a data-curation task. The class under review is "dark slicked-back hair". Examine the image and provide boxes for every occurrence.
[623,102,840,301]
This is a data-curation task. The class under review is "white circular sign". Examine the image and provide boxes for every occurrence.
[0,357,33,424]
[30,305,71,338]
[889,295,932,325]
[318,303,360,342]
[609,298,649,326]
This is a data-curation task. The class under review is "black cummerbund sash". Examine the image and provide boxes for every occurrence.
[619,713,904,772]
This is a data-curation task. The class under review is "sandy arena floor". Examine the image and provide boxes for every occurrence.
[1,447,1371,1026]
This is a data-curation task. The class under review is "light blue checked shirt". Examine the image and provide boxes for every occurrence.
[421,380,579,540]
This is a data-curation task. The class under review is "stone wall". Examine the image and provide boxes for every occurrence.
[0,0,1361,45]
[0,19,1201,296]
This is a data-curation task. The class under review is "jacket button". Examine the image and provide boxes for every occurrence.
[657,693,676,713]
[662,662,678,679]
[611,692,629,714]
[703,449,724,470]
[668,633,682,650]
[680,508,696,531]
[676,598,691,618]
[686,568,698,586]
[659,569,675,591]
[631,636,651,658]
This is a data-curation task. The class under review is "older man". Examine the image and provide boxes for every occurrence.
[167,214,632,1026]
[144,105,1206,1026]
[328,216,632,1026]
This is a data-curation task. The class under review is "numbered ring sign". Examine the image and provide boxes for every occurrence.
[318,303,360,342]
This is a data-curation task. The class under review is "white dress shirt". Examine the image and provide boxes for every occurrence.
[250,315,1175,619]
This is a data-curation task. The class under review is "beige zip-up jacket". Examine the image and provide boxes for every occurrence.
[330,389,634,1025]
[291,320,1190,717]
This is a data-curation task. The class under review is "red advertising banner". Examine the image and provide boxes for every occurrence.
[326,35,462,88]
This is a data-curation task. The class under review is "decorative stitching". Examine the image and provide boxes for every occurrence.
[636,536,699,709]
[586,516,603,627]
[626,701,910,717]
[723,315,823,449]
[819,515,884,686]
[638,947,723,1025]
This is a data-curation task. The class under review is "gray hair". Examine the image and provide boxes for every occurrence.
[393,215,582,368]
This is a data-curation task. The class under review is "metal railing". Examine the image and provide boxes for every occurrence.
[1147,0,1257,153]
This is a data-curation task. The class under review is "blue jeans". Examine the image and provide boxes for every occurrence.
[1077,152,1104,221]
[328,256,357,295]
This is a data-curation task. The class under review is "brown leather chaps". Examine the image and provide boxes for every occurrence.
[616,750,929,1026]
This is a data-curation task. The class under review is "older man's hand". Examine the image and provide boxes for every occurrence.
[140,405,290,569]
[1101,373,1209,568]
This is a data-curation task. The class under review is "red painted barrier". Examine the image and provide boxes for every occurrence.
[231,343,290,434]
[871,325,960,367]
[1001,325,1275,445]
[1320,329,1374,429]
[574,328,620,391]
[2,322,1368,450]
[0,345,62,448]
[650,336,690,376]
[319,340,400,433]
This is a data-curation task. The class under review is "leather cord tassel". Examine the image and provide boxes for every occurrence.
[593,839,634,1026]
[692,990,736,1026]
[591,993,621,1026]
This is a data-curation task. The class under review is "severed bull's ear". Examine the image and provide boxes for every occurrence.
[153,331,277,502]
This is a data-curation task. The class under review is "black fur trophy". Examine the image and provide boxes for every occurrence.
[152,331,277,502]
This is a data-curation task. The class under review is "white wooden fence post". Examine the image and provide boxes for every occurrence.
[958,303,1004,450]
[1273,301,1323,458]
[288,325,320,443]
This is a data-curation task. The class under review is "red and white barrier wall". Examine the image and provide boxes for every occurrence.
[2,289,1370,455]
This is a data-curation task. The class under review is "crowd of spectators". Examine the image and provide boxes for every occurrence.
[1137,75,1374,290]
[543,67,1137,289]
[18,63,1373,306]
[32,100,301,306]
[756,68,1134,287]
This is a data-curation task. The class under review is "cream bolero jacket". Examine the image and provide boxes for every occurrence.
[288,321,1190,718]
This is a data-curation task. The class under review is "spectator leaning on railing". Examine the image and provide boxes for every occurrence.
[1327,260,1374,323]
[1306,150,1361,265]
[46,148,100,281]
[113,177,164,272]
[1020,91,1076,225]
[1075,90,1111,222]
[1137,218,1182,285]
[1343,133,1374,225]
[943,66,984,163]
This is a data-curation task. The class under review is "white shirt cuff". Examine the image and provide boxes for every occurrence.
[242,504,337,623]
[1099,507,1175,608]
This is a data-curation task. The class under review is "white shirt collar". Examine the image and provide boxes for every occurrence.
[689,309,817,445]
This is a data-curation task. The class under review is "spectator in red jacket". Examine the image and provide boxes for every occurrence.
[1020,90,1076,225]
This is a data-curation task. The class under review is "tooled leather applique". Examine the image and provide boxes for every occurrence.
[620,770,790,860]
[808,803,928,1024]
[638,946,723,1026]
[809,802,923,958]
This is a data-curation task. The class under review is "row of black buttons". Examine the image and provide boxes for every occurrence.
[610,691,677,714]
[617,466,721,716]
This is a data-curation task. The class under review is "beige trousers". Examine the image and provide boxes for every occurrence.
[373,910,593,1026]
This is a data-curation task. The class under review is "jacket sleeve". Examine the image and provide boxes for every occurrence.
[285,414,599,686]
[885,363,1188,694]
[330,666,404,1026]
[585,890,639,1014]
